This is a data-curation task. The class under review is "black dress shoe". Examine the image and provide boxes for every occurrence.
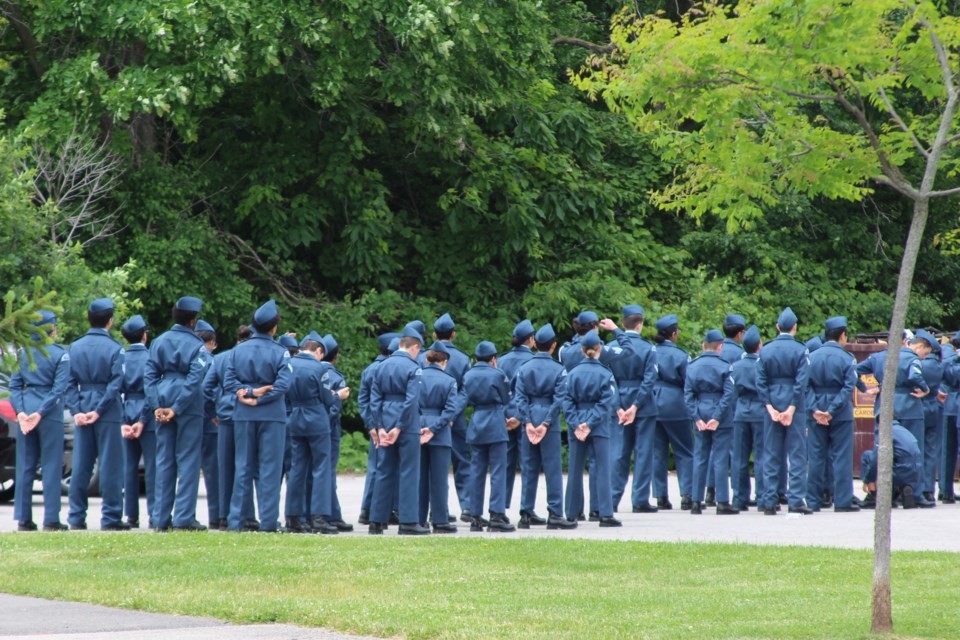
[329,519,354,532]
[763,506,778,516]
[172,521,207,532]
[460,510,473,523]
[69,522,87,531]
[588,511,600,522]
[787,506,813,515]
[917,497,935,509]
[358,509,370,525]
[127,519,140,529]
[680,496,693,511]
[822,491,834,508]
[900,486,917,509]
[632,502,658,513]
[520,510,546,525]
[704,487,717,507]
[469,517,485,532]
[448,514,458,523]
[286,517,311,534]
[103,521,133,531]
[388,510,401,525]
[17,521,37,532]
[488,513,515,533]
[42,522,68,531]
[576,511,586,521]
[923,491,936,503]
[309,516,340,535]
[834,505,861,512]
[778,493,788,505]
[690,502,702,515]
[657,496,673,510]
[243,519,261,532]
[546,513,577,530]
[517,514,531,529]
[598,516,622,527]
[433,523,458,534]
[368,522,385,535]
[748,499,758,507]
[716,502,740,515]
[398,523,431,536]
[733,503,749,512]
[942,495,957,504]
[861,492,877,509]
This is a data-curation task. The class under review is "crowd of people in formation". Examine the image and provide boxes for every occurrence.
[8,296,960,534]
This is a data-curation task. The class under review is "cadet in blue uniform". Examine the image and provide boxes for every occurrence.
[144,296,211,531]
[861,422,924,509]
[368,326,429,535]
[204,325,257,531]
[224,300,293,532]
[358,332,397,524]
[194,319,221,528]
[319,334,352,530]
[706,314,746,507]
[65,298,127,530]
[562,331,621,527]
[418,341,463,532]
[10,311,70,531]
[651,314,694,510]
[756,307,811,515]
[514,324,577,529]
[119,315,156,528]
[283,331,338,534]
[498,319,535,514]
[727,325,765,511]
[278,334,298,483]
[685,329,736,515]
[804,334,833,508]
[940,337,960,502]
[918,332,944,503]
[462,341,515,532]
[431,314,473,522]
[805,317,859,512]
[601,306,659,513]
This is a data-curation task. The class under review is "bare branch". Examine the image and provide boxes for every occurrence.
[921,18,956,98]
[788,139,814,158]
[867,71,930,159]
[926,185,960,198]
[551,36,616,55]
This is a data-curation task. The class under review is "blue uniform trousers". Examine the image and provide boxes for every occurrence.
[329,428,343,520]
[653,419,694,499]
[419,444,452,525]
[285,434,331,519]
[923,409,941,497]
[693,425,734,503]
[371,430,421,524]
[14,417,64,526]
[217,420,255,524]
[122,430,157,525]
[566,433,613,519]
[899,418,926,494]
[519,428,563,516]
[504,427,521,509]
[806,419,854,509]
[732,420,764,509]
[201,429,219,522]
[153,415,203,529]
[68,420,123,528]
[229,420,285,531]
[470,441,507,516]
[940,415,958,497]
[282,429,293,478]
[612,415,656,509]
[450,418,471,512]
[761,417,807,509]
[360,436,377,512]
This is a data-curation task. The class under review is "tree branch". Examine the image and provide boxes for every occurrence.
[927,185,960,198]
[922,18,956,98]
[551,36,616,55]
[0,1,45,77]
[867,71,930,159]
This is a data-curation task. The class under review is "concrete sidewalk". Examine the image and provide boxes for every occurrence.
[3,472,959,551]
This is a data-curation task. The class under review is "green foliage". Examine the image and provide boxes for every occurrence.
[335,430,369,474]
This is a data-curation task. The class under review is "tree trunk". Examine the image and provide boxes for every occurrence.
[871,196,930,633]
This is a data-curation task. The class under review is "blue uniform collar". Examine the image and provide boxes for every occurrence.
[126,343,147,351]
[700,351,722,359]
[391,350,415,361]
[532,352,554,360]
[511,345,532,354]
[473,361,494,369]
[743,353,759,360]
[294,352,316,361]
[87,328,111,337]
[425,363,444,372]
[170,324,203,340]
[251,331,275,340]
[723,338,740,346]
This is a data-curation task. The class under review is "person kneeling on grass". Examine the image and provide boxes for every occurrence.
[860,421,927,510]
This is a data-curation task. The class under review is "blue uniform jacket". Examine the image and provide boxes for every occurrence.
[726,353,765,422]
[498,346,534,421]
[369,351,422,434]
[285,352,335,436]
[608,330,658,417]
[720,338,744,365]
[514,352,565,430]
[805,341,857,422]
[223,332,293,423]
[144,325,210,419]
[756,334,809,412]
[920,352,944,420]
[65,328,125,422]
[855,348,927,420]
[560,359,617,438]
[861,423,920,484]
[419,364,463,447]
[10,344,70,421]
[203,350,237,424]
[684,351,732,423]
[120,344,152,428]
[653,340,690,421]
[320,362,346,436]
[358,355,387,427]
[560,336,617,372]
[942,345,960,417]
[461,361,510,445]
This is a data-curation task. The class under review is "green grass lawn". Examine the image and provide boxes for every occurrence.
[0,533,954,639]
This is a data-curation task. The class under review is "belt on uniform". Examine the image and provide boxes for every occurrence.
[421,409,443,417]
[770,377,796,384]
[656,381,682,389]
[527,397,553,406]
[290,399,322,408]
[25,385,52,391]
[79,383,107,391]
[383,394,406,401]
[697,392,723,400]
[124,392,145,399]
[161,372,187,380]
[810,386,842,393]
[618,380,642,388]
[574,402,597,410]
[473,403,501,411]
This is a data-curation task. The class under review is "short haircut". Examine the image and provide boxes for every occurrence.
[623,314,644,331]
[577,321,598,337]
[744,341,760,355]
[237,325,254,343]
[704,340,723,351]
[301,339,323,353]
[475,353,495,363]
[286,346,299,356]
[535,339,556,352]
[435,329,453,340]
[195,330,216,344]
[825,327,846,342]
[121,325,146,344]
[323,347,338,362]
[173,308,198,327]
[251,312,279,334]
[723,323,745,338]
[426,349,449,364]
[910,337,932,350]
[88,308,114,329]
[399,336,420,350]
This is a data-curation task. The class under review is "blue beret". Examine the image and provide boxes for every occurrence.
[805,336,823,352]
[824,316,847,332]
[580,330,602,350]
[278,335,299,349]
[915,329,938,349]
[535,323,556,344]
[704,329,724,343]
[387,337,400,352]
[122,314,146,333]
[322,333,339,354]
[195,319,216,334]
[88,297,115,313]
[300,330,324,348]
[577,311,599,325]
[377,332,399,351]
[407,320,427,338]
[175,296,203,313]
[622,304,644,318]
[33,310,57,328]
[474,341,497,359]
[253,299,279,325]
[513,319,535,341]
[434,313,455,333]
[742,325,761,350]
[777,307,798,330]
[655,314,679,332]
[426,340,450,355]
[725,314,746,327]
[401,325,424,344]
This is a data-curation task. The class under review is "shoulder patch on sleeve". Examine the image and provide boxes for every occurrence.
[61,353,70,362]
